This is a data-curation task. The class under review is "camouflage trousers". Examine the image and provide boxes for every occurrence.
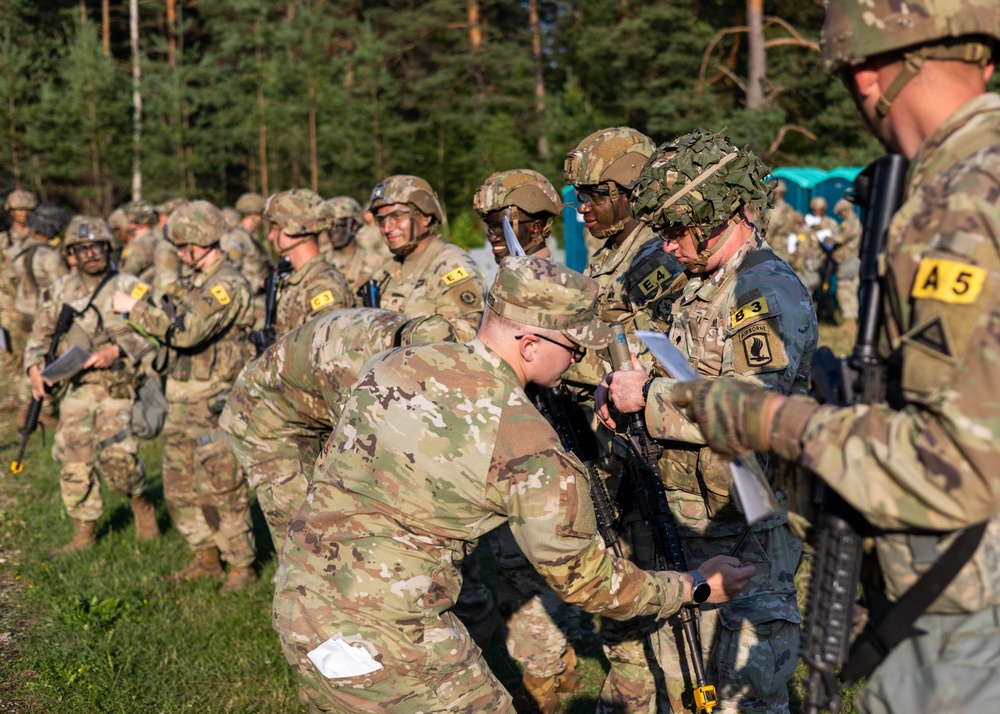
[858,605,1000,714]
[489,524,580,678]
[836,268,859,320]
[284,639,514,714]
[51,383,145,522]
[162,397,254,567]
[256,469,309,554]
[652,524,802,714]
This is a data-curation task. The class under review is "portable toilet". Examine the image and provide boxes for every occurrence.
[562,184,588,273]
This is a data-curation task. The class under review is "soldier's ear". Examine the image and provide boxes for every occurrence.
[850,64,883,102]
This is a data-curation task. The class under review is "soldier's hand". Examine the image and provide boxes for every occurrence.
[596,363,648,430]
[28,366,51,400]
[696,555,756,604]
[111,290,138,314]
[671,378,784,455]
[83,344,121,370]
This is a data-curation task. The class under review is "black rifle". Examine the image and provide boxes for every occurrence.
[250,257,291,356]
[802,154,909,714]
[606,323,718,714]
[11,304,77,474]
[531,386,624,560]
[359,278,381,308]
[0,321,10,353]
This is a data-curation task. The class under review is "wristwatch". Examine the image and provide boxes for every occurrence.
[687,570,711,605]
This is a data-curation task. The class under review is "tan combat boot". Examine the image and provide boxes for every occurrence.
[49,520,97,557]
[220,565,258,594]
[169,546,225,582]
[130,494,159,541]
[522,672,561,714]
[555,644,580,694]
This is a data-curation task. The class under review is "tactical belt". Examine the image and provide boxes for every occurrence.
[97,429,130,452]
[841,520,989,684]
[194,429,226,448]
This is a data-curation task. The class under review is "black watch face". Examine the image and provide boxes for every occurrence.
[692,581,711,604]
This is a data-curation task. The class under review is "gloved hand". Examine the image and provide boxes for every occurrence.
[670,378,784,456]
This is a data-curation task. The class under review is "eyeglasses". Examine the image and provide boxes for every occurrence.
[374,209,410,228]
[575,187,611,206]
[516,333,586,362]
[70,243,106,258]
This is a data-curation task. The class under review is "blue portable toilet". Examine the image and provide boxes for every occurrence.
[813,167,864,218]
[562,184,588,273]
[769,167,825,215]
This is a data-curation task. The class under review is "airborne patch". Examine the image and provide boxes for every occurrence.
[310,290,335,311]
[441,267,470,286]
[210,285,231,305]
[129,282,150,300]
[911,258,985,304]
[733,319,787,374]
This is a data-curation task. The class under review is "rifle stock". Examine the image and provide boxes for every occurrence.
[250,258,291,356]
[11,303,77,473]
[803,154,908,714]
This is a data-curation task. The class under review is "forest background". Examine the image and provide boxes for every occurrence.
[0,0,897,244]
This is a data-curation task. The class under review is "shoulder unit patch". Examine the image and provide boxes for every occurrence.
[210,284,231,305]
[310,290,335,311]
[442,266,470,286]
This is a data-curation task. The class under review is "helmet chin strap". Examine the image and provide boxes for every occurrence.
[684,219,740,274]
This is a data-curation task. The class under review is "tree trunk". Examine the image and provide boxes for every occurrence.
[131,0,142,200]
[467,0,485,105]
[255,17,269,196]
[166,0,177,68]
[102,0,110,57]
[528,0,548,159]
[746,0,766,109]
[79,0,87,24]
[306,25,318,192]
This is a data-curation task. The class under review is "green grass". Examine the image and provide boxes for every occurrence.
[0,323,858,712]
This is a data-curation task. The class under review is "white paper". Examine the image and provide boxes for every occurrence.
[635,331,778,524]
[41,345,92,383]
[307,637,383,679]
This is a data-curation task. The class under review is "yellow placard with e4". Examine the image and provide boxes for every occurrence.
[310,290,335,311]
[911,258,986,304]
[129,282,149,300]
[731,296,770,329]
[442,267,470,286]
[210,285,231,305]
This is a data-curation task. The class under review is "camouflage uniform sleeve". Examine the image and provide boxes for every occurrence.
[304,263,356,319]
[36,248,70,292]
[131,274,249,350]
[24,275,65,372]
[488,401,686,621]
[430,254,487,342]
[153,238,184,302]
[107,274,156,363]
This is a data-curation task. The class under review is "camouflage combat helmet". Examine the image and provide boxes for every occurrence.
[834,198,854,217]
[107,207,130,234]
[774,180,788,197]
[368,175,446,225]
[630,129,772,273]
[822,0,1000,131]
[809,196,828,213]
[264,188,330,238]
[564,127,654,189]
[5,189,38,212]
[63,216,118,252]
[167,200,227,247]
[235,192,266,216]
[157,197,188,218]
[222,207,241,230]
[474,169,562,259]
[124,199,159,226]
[28,205,69,240]
[325,196,366,223]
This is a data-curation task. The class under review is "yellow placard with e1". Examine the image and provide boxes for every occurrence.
[911,258,986,304]
[210,285,231,305]
[442,267,470,286]
[731,296,770,330]
[130,282,150,300]
[310,290,335,311]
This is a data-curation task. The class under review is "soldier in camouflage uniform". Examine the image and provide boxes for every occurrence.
[369,175,486,342]
[474,168,582,712]
[152,200,187,304]
[8,206,70,424]
[674,3,1000,713]
[26,219,159,556]
[107,207,130,247]
[221,192,270,296]
[797,196,838,297]
[119,200,159,284]
[220,309,456,552]
[600,130,818,714]
[263,189,354,335]
[272,255,755,714]
[831,198,862,330]
[563,127,687,714]
[113,201,257,593]
[1,189,39,407]
[762,181,803,265]
[320,196,388,289]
